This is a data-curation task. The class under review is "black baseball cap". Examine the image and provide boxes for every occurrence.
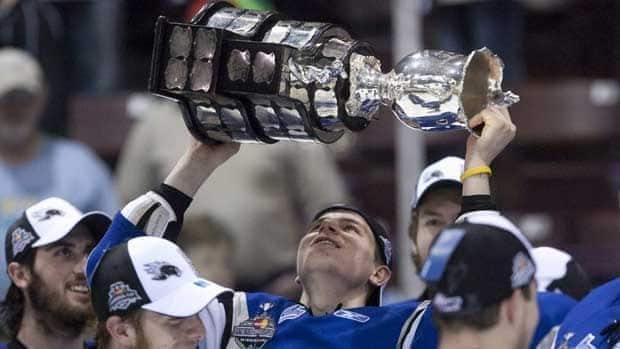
[420,212,536,314]
[312,204,392,306]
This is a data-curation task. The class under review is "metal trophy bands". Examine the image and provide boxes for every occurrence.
[148,1,519,144]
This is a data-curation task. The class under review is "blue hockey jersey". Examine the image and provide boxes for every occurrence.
[399,292,576,349]
[552,278,620,349]
[224,292,422,349]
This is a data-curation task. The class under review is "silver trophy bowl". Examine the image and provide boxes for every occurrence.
[345,48,520,135]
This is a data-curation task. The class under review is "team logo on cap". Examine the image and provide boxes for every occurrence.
[233,302,276,349]
[32,208,65,221]
[422,170,444,184]
[108,281,142,311]
[144,261,182,281]
[11,227,35,257]
[432,292,463,313]
[510,252,535,288]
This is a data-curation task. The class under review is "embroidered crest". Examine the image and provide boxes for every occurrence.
[144,261,182,280]
[108,282,142,311]
[333,309,370,323]
[232,302,276,349]
[511,251,535,288]
[11,227,36,257]
[278,304,306,324]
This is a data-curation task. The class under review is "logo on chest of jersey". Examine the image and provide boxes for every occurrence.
[560,333,597,349]
[232,303,276,349]
[278,304,307,324]
[333,309,370,323]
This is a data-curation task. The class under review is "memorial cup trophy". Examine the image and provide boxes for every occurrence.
[148,1,520,144]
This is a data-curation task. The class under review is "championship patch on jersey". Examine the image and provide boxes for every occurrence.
[232,303,276,349]
[333,309,370,323]
[11,227,36,257]
[108,281,142,311]
[278,304,307,324]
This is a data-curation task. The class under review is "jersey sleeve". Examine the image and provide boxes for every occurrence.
[86,185,191,286]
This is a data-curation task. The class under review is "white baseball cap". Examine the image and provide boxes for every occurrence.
[0,47,44,96]
[411,156,464,208]
[532,246,592,300]
[5,197,111,264]
[89,236,232,320]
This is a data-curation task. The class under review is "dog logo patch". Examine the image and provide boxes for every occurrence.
[144,261,183,280]
[32,208,65,221]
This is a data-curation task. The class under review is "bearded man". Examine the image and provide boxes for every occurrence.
[0,197,110,349]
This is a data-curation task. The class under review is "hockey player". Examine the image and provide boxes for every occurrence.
[86,139,419,348]
[0,198,111,349]
[551,278,620,349]
[420,212,540,349]
[399,106,577,349]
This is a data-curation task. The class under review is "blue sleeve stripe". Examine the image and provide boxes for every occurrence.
[86,212,146,285]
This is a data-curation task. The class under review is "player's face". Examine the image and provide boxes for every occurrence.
[410,187,461,269]
[26,225,95,331]
[297,210,380,288]
[133,310,205,349]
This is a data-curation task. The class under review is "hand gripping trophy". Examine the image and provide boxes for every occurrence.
[148,1,519,144]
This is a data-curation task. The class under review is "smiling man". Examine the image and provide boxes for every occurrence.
[0,197,110,349]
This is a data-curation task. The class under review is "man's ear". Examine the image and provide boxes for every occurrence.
[294,275,301,285]
[7,262,31,289]
[106,315,138,346]
[369,265,391,288]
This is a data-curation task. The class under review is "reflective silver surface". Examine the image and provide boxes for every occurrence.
[164,58,187,90]
[194,28,217,60]
[206,7,271,37]
[253,52,276,84]
[227,49,251,82]
[346,47,519,133]
[249,96,315,142]
[278,104,314,141]
[169,26,192,57]
[190,60,213,92]
[196,98,258,143]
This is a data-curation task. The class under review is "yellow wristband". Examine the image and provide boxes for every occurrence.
[460,165,492,181]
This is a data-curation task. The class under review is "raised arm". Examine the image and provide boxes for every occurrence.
[86,139,239,284]
[460,106,516,214]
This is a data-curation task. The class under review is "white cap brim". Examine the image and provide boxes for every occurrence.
[31,211,111,248]
[142,278,230,317]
